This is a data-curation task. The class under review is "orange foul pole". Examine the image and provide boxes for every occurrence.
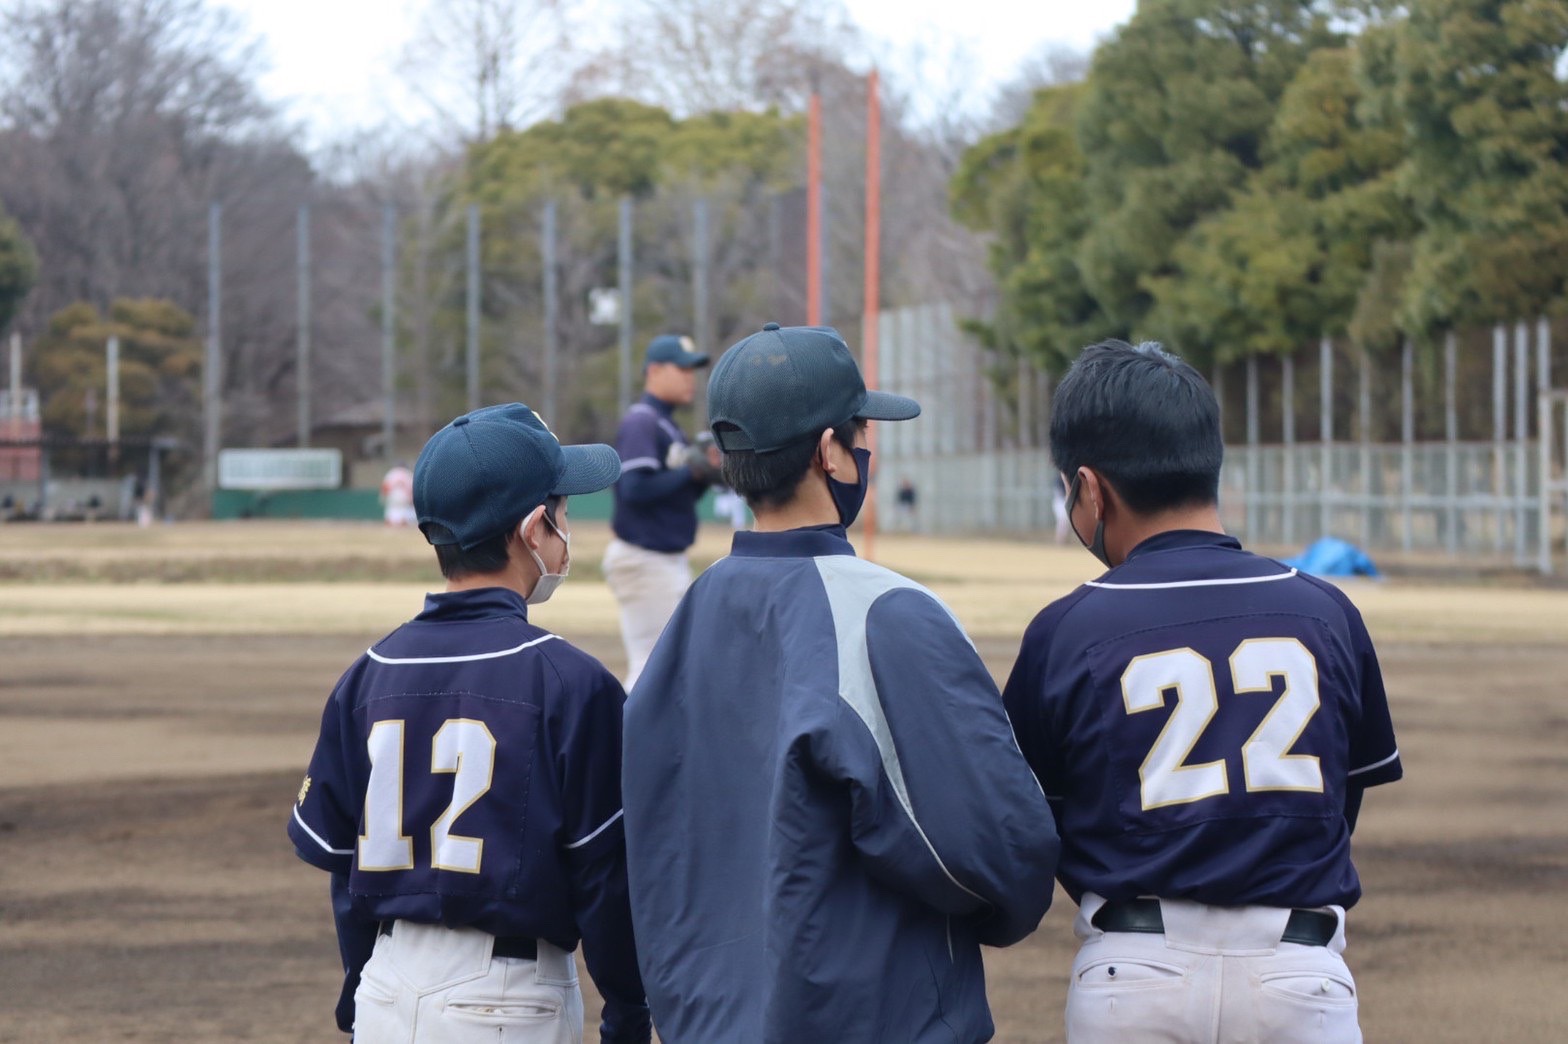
[806,92,822,326]
[862,69,882,560]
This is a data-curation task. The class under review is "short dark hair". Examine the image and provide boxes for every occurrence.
[1050,340,1222,514]
[433,495,562,581]
[718,420,861,510]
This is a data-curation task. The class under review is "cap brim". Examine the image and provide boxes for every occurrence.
[552,443,625,496]
[675,351,710,368]
[855,390,921,422]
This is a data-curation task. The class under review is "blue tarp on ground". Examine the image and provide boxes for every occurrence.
[1281,537,1382,578]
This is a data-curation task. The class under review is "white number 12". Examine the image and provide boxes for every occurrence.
[358,718,497,874]
[1121,638,1323,811]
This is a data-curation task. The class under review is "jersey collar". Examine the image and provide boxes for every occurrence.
[729,524,855,560]
[640,390,677,416]
[416,586,530,623]
[1124,528,1243,562]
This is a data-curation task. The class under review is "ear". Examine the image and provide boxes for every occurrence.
[518,504,548,550]
[816,428,839,476]
[1078,467,1106,519]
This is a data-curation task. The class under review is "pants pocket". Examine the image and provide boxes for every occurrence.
[1075,955,1186,990]
[445,997,562,1023]
[1255,962,1362,1043]
[1067,955,1190,1043]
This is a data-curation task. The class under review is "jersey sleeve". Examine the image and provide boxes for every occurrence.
[544,654,650,1042]
[615,410,665,474]
[1343,604,1402,789]
[287,674,363,875]
[851,587,1060,948]
[1001,606,1072,803]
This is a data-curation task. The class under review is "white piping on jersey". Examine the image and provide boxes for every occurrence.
[293,806,354,856]
[627,403,684,444]
[565,808,625,850]
[620,456,660,473]
[1085,568,1298,590]
[813,555,988,907]
[1347,749,1400,777]
[367,632,560,665]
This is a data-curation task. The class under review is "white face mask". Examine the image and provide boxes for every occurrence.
[524,510,570,605]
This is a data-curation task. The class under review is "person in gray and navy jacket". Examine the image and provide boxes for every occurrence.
[604,334,722,689]
[287,403,650,1044]
[622,324,1060,1043]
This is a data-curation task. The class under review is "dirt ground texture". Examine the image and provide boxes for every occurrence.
[2,522,1567,1042]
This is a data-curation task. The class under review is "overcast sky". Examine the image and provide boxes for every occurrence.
[215,0,1137,144]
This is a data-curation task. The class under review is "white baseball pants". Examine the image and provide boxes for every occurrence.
[1066,893,1361,1044]
[352,922,583,1044]
[602,538,691,691]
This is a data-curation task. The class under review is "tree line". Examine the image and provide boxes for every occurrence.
[0,0,1021,501]
[953,0,1568,378]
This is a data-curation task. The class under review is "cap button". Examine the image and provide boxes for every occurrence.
[762,322,780,331]
[453,416,470,426]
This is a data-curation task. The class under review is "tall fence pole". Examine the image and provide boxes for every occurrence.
[542,199,559,424]
[1358,348,1372,546]
[1401,338,1414,552]
[1445,330,1459,554]
[618,196,634,413]
[1246,355,1260,541]
[296,204,312,448]
[205,201,222,494]
[466,203,481,412]
[381,203,396,462]
[1282,353,1296,546]
[1514,320,1530,564]
[806,92,822,326]
[1493,324,1507,551]
[1538,317,1553,575]
[862,68,882,557]
[692,196,711,422]
[1319,336,1332,539]
[106,335,120,455]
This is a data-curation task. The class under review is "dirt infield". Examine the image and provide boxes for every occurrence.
[2,522,1566,1041]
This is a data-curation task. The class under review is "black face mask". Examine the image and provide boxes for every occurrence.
[828,447,872,528]
[1065,471,1111,568]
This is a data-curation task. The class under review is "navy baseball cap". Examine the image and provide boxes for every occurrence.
[707,323,920,453]
[414,403,622,549]
[645,334,710,368]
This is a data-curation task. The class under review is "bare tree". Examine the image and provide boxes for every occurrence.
[398,0,574,145]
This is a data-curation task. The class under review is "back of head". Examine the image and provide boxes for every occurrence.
[1049,340,1222,514]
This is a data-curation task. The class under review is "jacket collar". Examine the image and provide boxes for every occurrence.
[729,524,855,560]
[1125,529,1242,562]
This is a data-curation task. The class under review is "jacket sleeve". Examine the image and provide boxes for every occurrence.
[287,674,363,875]
[552,661,651,1044]
[844,587,1059,947]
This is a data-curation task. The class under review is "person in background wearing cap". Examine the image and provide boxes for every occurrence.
[621,325,1060,1043]
[287,403,651,1044]
[604,334,722,689]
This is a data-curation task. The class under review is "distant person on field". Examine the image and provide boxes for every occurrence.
[622,323,1059,1043]
[895,476,918,531]
[1003,341,1403,1043]
[288,404,650,1044]
[1051,471,1071,544]
[379,461,415,528]
[604,334,722,689]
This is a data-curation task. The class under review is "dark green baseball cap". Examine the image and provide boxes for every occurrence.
[707,324,920,453]
[414,403,622,549]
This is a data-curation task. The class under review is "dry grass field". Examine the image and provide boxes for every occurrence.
[2,520,1566,1042]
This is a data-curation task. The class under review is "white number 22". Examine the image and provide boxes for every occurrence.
[358,718,497,873]
[1121,638,1323,811]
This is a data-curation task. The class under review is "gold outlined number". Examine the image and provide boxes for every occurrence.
[1121,639,1323,811]
[359,718,497,874]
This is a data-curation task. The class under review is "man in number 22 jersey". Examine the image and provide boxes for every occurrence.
[1002,341,1402,1043]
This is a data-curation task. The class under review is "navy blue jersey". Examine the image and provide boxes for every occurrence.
[1003,530,1401,910]
[611,394,702,552]
[287,587,647,1038]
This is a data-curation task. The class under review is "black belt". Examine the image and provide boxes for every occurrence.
[378,920,538,960]
[1091,899,1337,947]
